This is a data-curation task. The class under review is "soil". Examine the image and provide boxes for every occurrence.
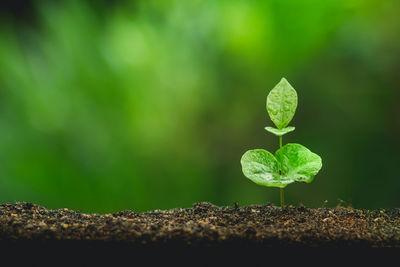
[1,201,399,252]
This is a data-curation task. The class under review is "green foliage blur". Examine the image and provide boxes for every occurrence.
[0,0,399,213]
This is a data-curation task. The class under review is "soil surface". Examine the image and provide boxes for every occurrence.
[1,201,399,250]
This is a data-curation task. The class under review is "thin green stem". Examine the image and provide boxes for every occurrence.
[279,135,284,209]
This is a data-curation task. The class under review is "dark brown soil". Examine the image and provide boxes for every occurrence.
[1,201,399,251]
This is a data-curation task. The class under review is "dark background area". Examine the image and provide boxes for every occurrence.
[0,0,399,213]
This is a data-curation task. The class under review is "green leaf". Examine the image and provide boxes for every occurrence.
[265,126,295,137]
[241,149,294,188]
[266,78,298,129]
[275,143,322,184]
[240,144,322,188]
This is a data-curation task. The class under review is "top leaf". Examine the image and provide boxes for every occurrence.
[266,78,298,129]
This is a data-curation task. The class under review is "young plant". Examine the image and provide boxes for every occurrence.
[240,78,322,208]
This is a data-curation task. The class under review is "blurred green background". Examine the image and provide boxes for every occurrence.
[0,0,399,213]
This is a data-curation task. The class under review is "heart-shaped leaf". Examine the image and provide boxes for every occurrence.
[275,143,322,184]
[265,126,295,137]
[266,78,298,129]
[240,143,322,188]
[240,149,284,188]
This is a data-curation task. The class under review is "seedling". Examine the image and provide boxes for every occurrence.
[240,78,322,208]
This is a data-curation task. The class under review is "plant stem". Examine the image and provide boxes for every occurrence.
[279,135,284,209]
